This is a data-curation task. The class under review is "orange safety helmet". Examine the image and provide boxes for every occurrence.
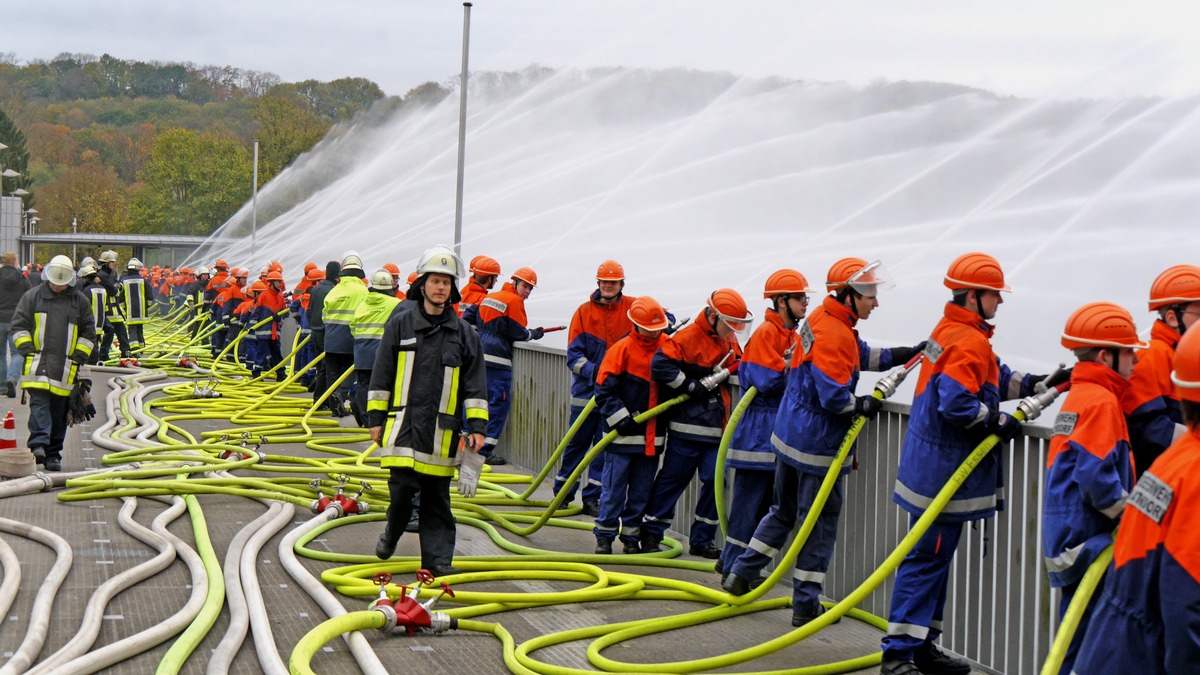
[596,259,625,282]
[707,288,753,329]
[627,296,669,331]
[407,271,418,284]
[1170,323,1200,403]
[269,260,283,272]
[512,267,538,287]
[304,261,318,273]
[306,267,325,282]
[764,269,812,298]
[213,259,229,271]
[383,263,401,276]
[826,257,889,295]
[1148,264,1200,310]
[1061,302,1148,351]
[944,252,1011,292]
[247,280,266,296]
[265,269,285,283]
[471,256,501,277]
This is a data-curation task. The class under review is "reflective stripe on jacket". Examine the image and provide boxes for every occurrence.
[12,283,97,395]
[566,290,637,407]
[596,330,668,454]
[367,307,489,477]
[477,282,532,371]
[1042,362,1134,588]
[893,302,1036,522]
[651,310,742,443]
[728,309,795,471]
[351,292,402,369]
[321,276,368,353]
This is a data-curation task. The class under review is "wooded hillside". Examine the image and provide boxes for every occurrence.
[0,51,451,245]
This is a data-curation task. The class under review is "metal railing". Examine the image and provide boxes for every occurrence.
[499,344,1056,674]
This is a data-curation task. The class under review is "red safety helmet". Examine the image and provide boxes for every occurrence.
[764,269,812,298]
[596,259,625,282]
[1061,302,1148,351]
[471,256,501,277]
[944,252,1011,292]
[707,288,753,331]
[627,296,669,331]
[512,267,538,287]
[1171,322,1200,403]
[1148,264,1200,311]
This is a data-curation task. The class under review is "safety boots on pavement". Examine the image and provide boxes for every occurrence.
[689,542,721,559]
[914,642,971,675]
[594,538,613,555]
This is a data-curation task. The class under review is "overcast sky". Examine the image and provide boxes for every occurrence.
[8,1,1200,99]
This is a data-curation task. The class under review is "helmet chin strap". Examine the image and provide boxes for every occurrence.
[777,296,799,327]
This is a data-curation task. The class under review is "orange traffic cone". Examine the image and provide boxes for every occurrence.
[0,411,14,451]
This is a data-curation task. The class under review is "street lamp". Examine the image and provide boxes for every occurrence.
[27,215,38,264]
[0,169,17,199]
[10,188,28,197]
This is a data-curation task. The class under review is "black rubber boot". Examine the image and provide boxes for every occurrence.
[594,538,613,555]
[792,603,840,627]
[375,526,398,560]
[622,540,642,555]
[914,642,971,675]
[880,658,923,675]
[689,542,721,559]
[640,536,663,553]
[721,573,751,596]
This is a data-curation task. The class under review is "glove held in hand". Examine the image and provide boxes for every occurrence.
[456,449,486,498]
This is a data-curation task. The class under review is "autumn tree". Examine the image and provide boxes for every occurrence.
[253,93,329,181]
[37,162,129,234]
[129,128,251,234]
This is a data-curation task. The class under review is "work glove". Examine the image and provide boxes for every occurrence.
[684,377,709,396]
[66,379,96,427]
[456,449,486,498]
[853,395,882,420]
[614,415,641,436]
[984,408,1022,442]
[528,327,545,340]
[1034,368,1073,393]
[665,315,689,336]
[888,341,928,366]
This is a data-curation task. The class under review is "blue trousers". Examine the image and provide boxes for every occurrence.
[641,435,719,547]
[27,389,68,462]
[718,467,775,573]
[482,367,512,455]
[882,516,964,660]
[729,464,843,615]
[555,403,606,504]
[593,451,659,545]
[1054,578,1099,675]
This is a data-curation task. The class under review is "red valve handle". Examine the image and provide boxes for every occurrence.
[415,569,436,584]
[371,572,393,586]
[441,582,455,598]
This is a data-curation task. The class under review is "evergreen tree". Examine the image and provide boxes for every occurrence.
[0,107,33,208]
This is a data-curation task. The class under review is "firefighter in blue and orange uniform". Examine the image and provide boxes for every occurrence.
[1041,302,1143,674]
[213,268,247,360]
[292,265,323,385]
[1074,324,1200,674]
[592,296,670,555]
[716,269,809,576]
[880,253,1054,675]
[236,281,264,372]
[640,288,750,557]
[459,256,500,320]
[1124,264,1200,479]
[556,259,639,516]
[253,269,289,380]
[723,259,923,625]
[475,266,546,465]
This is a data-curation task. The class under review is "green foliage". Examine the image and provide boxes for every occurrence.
[129,128,252,235]
[0,52,443,239]
[0,108,33,208]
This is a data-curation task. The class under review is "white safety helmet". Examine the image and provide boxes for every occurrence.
[43,255,76,286]
[80,256,96,269]
[78,263,99,278]
[341,252,364,272]
[415,245,466,280]
[99,250,118,264]
[370,269,395,291]
[127,257,144,271]
[196,265,211,276]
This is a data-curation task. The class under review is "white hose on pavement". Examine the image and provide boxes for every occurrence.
[0,517,74,675]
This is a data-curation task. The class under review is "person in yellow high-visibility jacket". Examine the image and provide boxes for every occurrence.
[368,245,488,577]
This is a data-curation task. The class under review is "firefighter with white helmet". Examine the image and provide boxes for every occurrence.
[12,255,96,472]
[368,245,488,577]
